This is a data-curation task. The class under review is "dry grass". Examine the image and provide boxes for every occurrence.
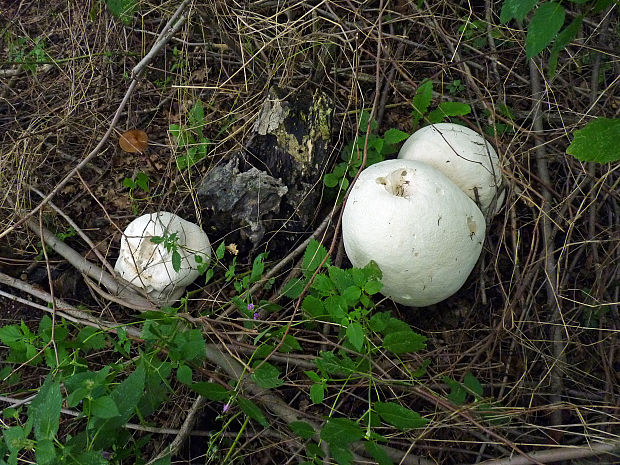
[1,1,618,464]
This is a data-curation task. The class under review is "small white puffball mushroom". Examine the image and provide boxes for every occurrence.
[342,159,485,307]
[398,123,503,217]
[114,211,211,306]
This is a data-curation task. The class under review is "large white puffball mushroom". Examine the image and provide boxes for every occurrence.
[342,159,485,307]
[114,212,211,306]
[398,123,503,217]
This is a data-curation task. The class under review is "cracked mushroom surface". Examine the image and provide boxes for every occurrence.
[342,159,485,307]
[114,211,211,306]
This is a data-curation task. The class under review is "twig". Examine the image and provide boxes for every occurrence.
[0,271,141,338]
[132,0,191,79]
[528,58,566,442]
[28,185,115,275]
[21,212,157,311]
[472,441,620,465]
[147,395,207,465]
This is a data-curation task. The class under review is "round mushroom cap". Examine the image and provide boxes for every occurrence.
[342,159,485,307]
[114,211,211,305]
[398,123,503,217]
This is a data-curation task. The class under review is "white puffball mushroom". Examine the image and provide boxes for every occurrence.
[342,159,485,307]
[398,123,503,217]
[114,211,211,306]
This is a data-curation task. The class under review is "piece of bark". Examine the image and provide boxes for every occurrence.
[246,86,333,226]
[197,155,288,244]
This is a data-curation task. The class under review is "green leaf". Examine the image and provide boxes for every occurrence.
[69,450,109,465]
[464,372,484,398]
[364,441,394,465]
[324,295,347,320]
[279,334,302,353]
[174,328,206,362]
[177,364,193,384]
[28,376,62,441]
[189,382,229,401]
[427,102,471,123]
[500,0,538,23]
[171,250,182,272]
[526,2,565,59]
[251,362,284,389]
[346,322,365,352]
[91,396,120,419]
[250,252,266,283]
[150,455,171,465]
[363,279,382,295]
[443,376,467,405]
[412,79,433,127]
[289,421,316,439]
[566,118,620,163]
[342,285,362,305]
[375,402,429,430]
[305,371,321,383]
[383,330,427,354]
[105,363,145,426]
[302,295,326,319]
[369,312,390,332]
[122,177,136,189]
[134,172,149,192]
[105,0,138,24]
[306,442,326,459]
[323,172,340,188]
[35,439,56,465]
[311,274,335,296]
[320,418,364,445]
[188,100,205,130]
[303,239,329,277]
[310,383,325,404]
[0,325,22,345]
[383,128,410,146]
[328,267,353,293]
[358,110,378,133]
[77,327,106,351]
[215,241,226,259]
[238,397,268,426]
[282,277,307,298]
[330,444,353,465]
[547,16,582,77]
[315,351,357,376]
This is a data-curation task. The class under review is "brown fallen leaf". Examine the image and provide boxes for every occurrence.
[119,129,149,153]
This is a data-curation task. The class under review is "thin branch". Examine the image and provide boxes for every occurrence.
[471,441,620,465]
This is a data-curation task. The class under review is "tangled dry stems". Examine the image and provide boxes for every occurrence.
[1,1,618,464]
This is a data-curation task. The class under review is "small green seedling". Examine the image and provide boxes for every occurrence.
[122,172,150,193]
[323,110,409,199]
[170,99,211,170]
[412,79,471,130]
[448,79,465,95]
[8,36,48,73]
